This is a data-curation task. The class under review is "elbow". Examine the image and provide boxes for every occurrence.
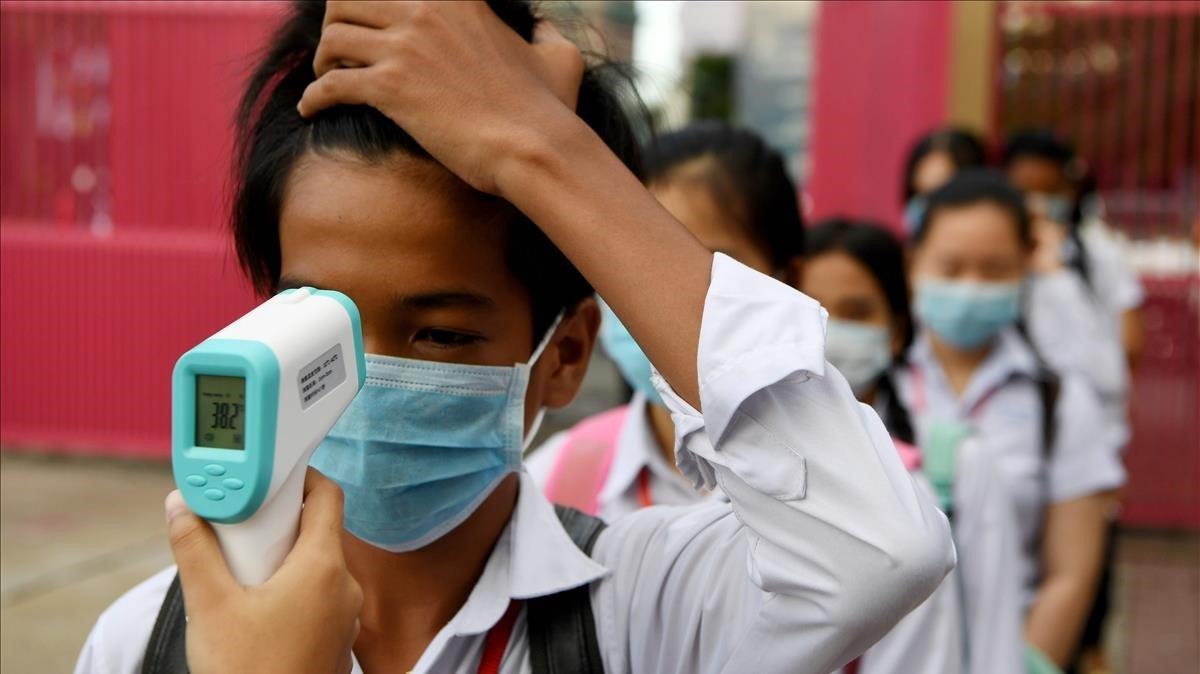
[845,519,956,629]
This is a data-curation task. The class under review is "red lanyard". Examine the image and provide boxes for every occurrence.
[909,364,1001,420]
[636,468,654,508]
[477,600,522,674]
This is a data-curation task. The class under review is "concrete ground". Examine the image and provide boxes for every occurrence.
[1,451,1197,674]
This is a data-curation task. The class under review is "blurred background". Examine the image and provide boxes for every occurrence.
[0,1,1196,672]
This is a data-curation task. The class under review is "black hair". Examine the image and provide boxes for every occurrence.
[913,168,1033,249]
[808,218,914,444]
[902,127,988,202]
[1002,128,1094,284]
[231,0,643,341]
[1002,128,1076,169]
[642,120,804,271]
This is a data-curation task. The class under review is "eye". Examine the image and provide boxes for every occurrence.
[413,328,485,349]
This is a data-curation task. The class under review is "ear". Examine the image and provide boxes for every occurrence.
[537,297,600,409]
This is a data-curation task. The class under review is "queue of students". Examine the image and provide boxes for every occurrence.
[73,2,1133,672]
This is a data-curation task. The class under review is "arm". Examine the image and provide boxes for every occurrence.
[299,2,710,406]
[1121,307,1144,370]
[590,257,953,673]
[1025,492,1114,666]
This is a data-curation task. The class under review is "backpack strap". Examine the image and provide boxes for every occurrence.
[527,506,608,674]
[141,573,188,674]
[542,405,630,516]
[143,511,608,674]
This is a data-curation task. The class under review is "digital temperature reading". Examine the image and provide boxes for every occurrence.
[195,375,246,450]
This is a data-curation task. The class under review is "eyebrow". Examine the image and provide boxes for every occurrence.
[276,276,496,312]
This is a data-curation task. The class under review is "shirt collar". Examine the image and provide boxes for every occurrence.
[597,392,690,503]
[448,471,610,636]
[909,328,1040,413]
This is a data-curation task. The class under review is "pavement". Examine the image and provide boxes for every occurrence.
[1,447,1197,674]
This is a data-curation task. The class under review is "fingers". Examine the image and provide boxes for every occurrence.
[298,66,375,118]
[313,22,390,79]
[532,21,584,109]
[324,0,405,30]
[165,490,236,609]
[292,468,347,557]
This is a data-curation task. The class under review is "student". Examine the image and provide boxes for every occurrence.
[75,3,952,674]
[897,169,1124,669]
[528,121,805,520]
[1004,128,1140,674]
[902,127,988,233]
[802,220,1025,674]
[1005,129,1139,447]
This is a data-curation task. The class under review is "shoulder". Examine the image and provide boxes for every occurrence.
[75,566,176,674]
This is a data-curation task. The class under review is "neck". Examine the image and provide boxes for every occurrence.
[926,332,995,398]
[346,473,519,672]
[646,401,678,474]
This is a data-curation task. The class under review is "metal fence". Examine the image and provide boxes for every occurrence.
[0,1,282,455]
[995,0,1199,529]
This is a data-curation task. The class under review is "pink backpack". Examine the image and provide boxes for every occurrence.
[542,405,631,516]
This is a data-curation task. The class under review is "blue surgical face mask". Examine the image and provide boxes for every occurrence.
[1027,192,1074,225]
[914,279,1022,349]
[824,319,893,396]
[904,196,928,236]
[310,318,559,553]
[597,299,663,406]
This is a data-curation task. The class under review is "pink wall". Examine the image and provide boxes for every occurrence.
[0,2,278,457]
[807,1,953,231]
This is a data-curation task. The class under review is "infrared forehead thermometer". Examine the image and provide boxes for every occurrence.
[172,287,364,586]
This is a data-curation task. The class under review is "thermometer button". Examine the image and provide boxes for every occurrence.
[185,475,207,487]
[203,464,227,476]
[222,478,245,490]
[203,489,226,501]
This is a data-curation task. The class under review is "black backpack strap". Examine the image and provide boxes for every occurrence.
[1035,369,1061,458]
[141,573,189,674]
[527,506,608,674]
[142,506,609,674]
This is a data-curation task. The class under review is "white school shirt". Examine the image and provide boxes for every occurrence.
[526,392,716,522]
[894,328,1125,610]
[532,394,1004,674]
[1026,270,1131,447]
[75,254,954,674]
[853,439,1026,674]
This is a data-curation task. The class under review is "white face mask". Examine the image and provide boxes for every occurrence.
[824,319,893,397]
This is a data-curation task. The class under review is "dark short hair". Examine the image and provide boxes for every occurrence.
[807,219,913,355]
[903,127,988,201]
[643,120,804,271]
[913,168,1032,249]
[232,0,643,341]
[1002,128,1075,168]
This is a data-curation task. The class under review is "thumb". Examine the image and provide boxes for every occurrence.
[165,490,236,608]
[531,20,583,110]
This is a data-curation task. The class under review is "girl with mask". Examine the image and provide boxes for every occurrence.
[902,128,988,234]
[803,220,1026,674]
[528,121,805,521]
[898,169,1124,670]
[75,4,951,674]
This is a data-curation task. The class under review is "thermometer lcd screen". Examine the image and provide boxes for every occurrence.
[195,375,246,450]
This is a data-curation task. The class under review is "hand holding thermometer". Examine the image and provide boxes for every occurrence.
[172,287,364,586]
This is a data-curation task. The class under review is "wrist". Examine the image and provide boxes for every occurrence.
[494,107,594,203]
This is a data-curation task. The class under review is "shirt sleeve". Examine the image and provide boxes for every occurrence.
[73,567,176,674]
[1026,271,1129,402]
[1084,233,1145,313]
[590,254,955,674]
[1048,375,1127,503]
